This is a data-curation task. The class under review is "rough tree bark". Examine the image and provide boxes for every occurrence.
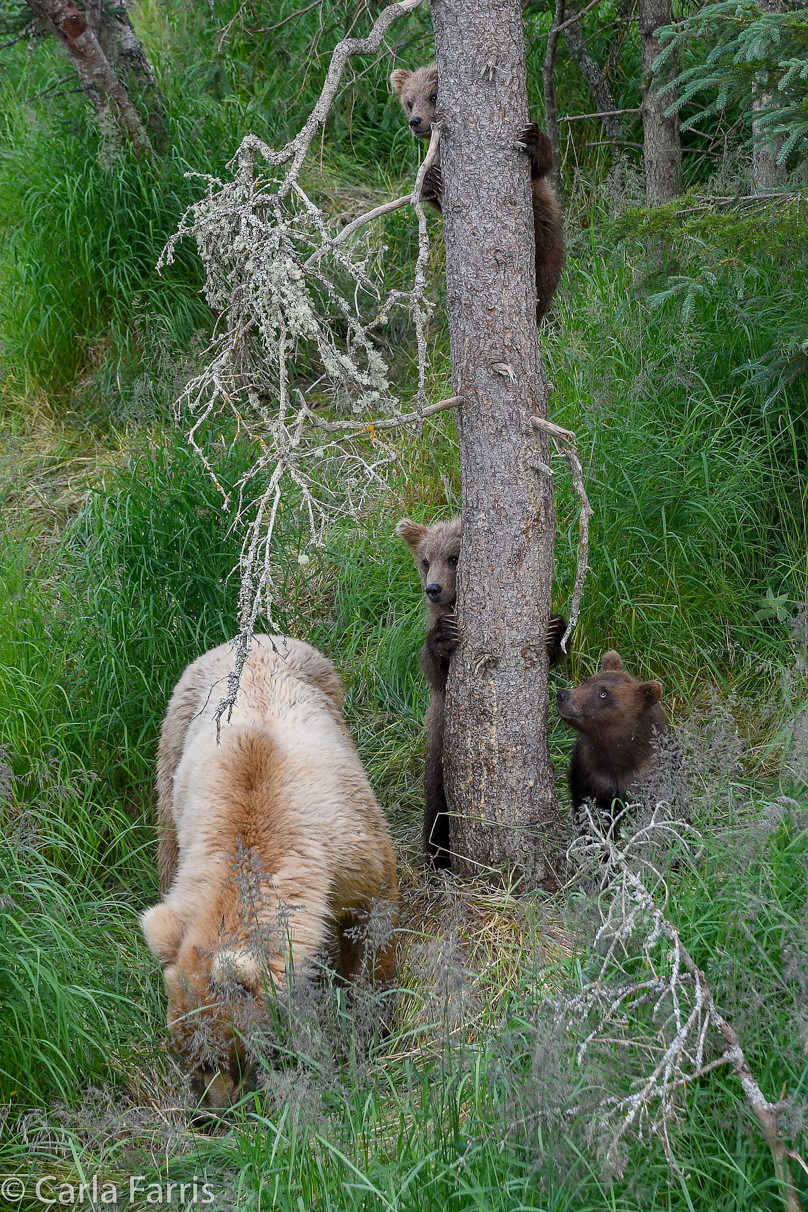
[431,0,565,888]
[752,0,787,192]
[639,0,681,203]
[25,0,153,156]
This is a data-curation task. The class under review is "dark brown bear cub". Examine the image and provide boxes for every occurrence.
[390,65,565,322]
[556,651,667,831]
[396,516,567,867]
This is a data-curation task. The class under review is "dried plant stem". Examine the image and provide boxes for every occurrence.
[530,416,592,652]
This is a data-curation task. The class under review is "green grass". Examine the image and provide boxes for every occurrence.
[0,1,807,1206]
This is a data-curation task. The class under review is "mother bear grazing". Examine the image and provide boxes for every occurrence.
[140,635,398,1112]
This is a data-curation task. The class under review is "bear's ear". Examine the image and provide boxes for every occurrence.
[395,518,427,549]
[211,949,263,994]
[390,68,412,96]
[640,679,664,705]
[600,650,624,672]
[140,902,185,966]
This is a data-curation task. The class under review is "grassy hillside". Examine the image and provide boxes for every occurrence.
[0,1,806,1208]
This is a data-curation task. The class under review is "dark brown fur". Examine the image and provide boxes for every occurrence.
[556,650,667,830]
[390,65,565,322]
[396,516,567,866]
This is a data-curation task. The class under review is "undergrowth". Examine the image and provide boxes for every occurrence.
[0,0,806,1207]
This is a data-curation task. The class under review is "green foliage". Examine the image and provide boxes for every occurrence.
[658,0,808,167]
[1,1,807,1206]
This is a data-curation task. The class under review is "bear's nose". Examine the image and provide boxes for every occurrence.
[425,582,442,601]
[409,115,422,129]
[556,689,570,705]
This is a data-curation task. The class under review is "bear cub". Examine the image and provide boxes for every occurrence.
[390,64,565,322]
[397,515,567,867]
[556,650,667,831]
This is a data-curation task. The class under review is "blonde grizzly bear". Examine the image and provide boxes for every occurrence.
[390,64,565,322]
[140,635,398,1112]
[396,517,567,867]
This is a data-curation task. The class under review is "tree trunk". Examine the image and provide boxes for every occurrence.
[24,0,152,156]
[752,0,786,192]
[563,19,625,143]
[639,0,681,203]
[430,0,565,888]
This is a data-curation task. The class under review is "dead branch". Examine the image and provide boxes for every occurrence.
[530,416,592,652]
[304,393,461,435]
[561,806,802,1209]
[554,0,603,34]
[558,106,640,122]
[161,0,435,730]
[234,0,424,184]
[0,21,37,51]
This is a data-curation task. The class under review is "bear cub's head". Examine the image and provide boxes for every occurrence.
[390,65,438,139]
[556,651,665,744]
[395,516,460,609]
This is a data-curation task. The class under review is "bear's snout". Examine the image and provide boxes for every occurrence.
[425,582,443,602]
[556,689,578,718]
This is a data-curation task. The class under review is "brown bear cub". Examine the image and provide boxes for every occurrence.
[390,65,565,322]
[140,635,398,1114]
[556,650,667,831]
[396,516,567,867]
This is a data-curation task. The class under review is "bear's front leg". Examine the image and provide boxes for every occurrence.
[421,610,459,692]
[514,123,555,180]
[421,162,444,211]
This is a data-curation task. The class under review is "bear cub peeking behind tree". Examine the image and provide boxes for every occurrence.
[556,650,667,833]
[390,64,565,322]
[397,516,567,868]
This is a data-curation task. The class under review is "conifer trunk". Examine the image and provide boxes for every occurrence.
[639,0,681,203]
[430,0,565,888]
[752,0,787,192]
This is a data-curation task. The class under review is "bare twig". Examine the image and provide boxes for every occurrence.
[216,0,249,53]
[530,416,592,652]
[0,20,36,51]
[558,106,641,122]
[554,0,603,34]
[255,0,324,34]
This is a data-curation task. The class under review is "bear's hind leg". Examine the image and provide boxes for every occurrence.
[424,694,451,868]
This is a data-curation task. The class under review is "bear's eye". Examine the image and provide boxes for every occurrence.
[430,93,437,103]
[406,100,413,110]
[598,688,608,699]
[421,558,429,570]
[448,556,458,567]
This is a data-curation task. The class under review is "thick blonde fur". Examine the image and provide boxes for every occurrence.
[141,635,398,1108]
